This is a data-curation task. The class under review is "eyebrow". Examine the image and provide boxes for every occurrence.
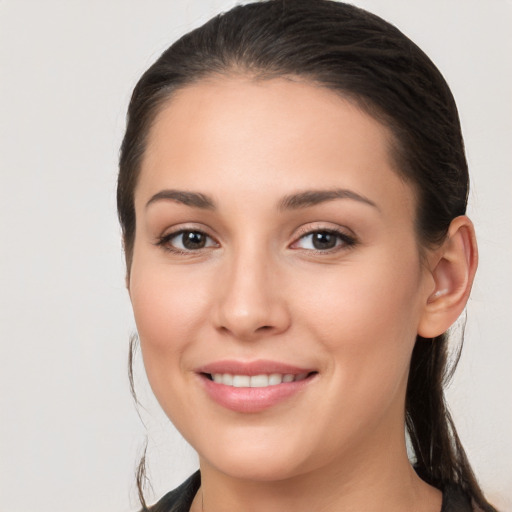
[279,188,379,211]
[145,187,379,212]
[145,190,216,210]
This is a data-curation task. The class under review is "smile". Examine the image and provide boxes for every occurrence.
[208,372,311,388]
[197,361,318,413]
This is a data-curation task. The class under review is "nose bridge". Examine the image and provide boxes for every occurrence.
[214,238,289,339]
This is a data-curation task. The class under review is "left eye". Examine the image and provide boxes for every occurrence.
[293,230,355,251]
[159,230,217,252]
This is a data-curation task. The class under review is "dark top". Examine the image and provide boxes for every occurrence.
[147,471,474,512]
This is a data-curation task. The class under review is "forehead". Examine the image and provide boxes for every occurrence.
[137,76,414,220]
[143,76,394,168]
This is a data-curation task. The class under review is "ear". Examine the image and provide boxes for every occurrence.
[417,216,478,338]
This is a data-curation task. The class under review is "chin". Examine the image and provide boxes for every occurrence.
[206,454,308,483]
[196,429,320,483]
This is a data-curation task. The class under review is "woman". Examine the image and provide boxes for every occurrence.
[118,1,496,510]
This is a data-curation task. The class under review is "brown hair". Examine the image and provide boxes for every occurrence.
[118,1,495,509]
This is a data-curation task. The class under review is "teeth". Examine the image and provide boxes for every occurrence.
[232,375,250,388]
[222,374,233,386]
[268,373,283,385]
[210,373,309,388]
[250,374,269,387]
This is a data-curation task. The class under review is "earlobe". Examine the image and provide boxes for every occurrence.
[418,216,478,338]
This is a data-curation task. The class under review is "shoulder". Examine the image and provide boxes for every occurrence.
[147,471,201,512]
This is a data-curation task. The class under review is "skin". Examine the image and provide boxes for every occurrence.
[128,77,476,512]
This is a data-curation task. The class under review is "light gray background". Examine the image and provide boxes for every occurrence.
[0,1,510,511]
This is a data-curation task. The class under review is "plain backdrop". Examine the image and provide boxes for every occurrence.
[0,1,511,511]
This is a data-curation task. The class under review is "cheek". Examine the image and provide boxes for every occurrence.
[128,253,211,387]
[297,250,424,400]
[301,253,422,335]
[128,259,218,434]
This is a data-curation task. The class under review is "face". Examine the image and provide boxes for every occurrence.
[128,77,434,482]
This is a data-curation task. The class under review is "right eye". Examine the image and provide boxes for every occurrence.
[157,230,218,253]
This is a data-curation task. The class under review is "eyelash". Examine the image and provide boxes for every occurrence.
[155,229,219,255]
[291,227,357,254]
[155,227,357,255]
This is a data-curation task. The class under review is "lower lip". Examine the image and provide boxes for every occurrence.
[199,374,315,413]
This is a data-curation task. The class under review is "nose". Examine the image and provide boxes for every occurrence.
[212,248,291,341]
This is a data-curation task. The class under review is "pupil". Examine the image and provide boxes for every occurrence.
[183,231,206,249]
[313,232,336,250]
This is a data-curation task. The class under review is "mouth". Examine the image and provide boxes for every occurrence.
[196,360,318,413]
[203,371,315,387]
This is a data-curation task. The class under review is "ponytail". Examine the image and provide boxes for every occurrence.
[406,334,496,511]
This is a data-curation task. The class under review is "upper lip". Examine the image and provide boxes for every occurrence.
[196,359,316,376]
